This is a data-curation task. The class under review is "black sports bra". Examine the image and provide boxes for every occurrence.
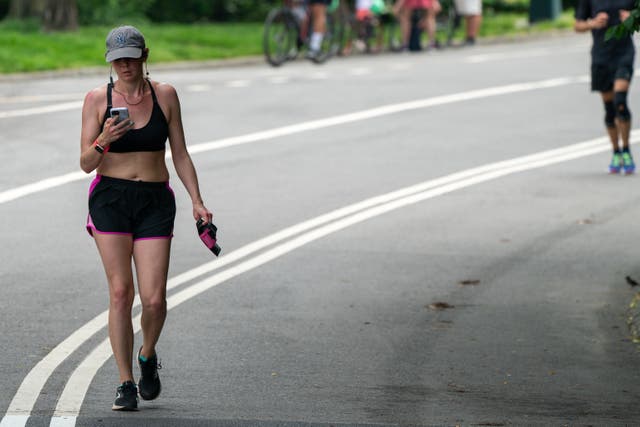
[102,79,169,153]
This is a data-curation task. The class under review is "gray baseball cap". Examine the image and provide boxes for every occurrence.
[105,26,146,62]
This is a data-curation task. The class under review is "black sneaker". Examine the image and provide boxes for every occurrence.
[137,346,162,401]
[112,381,138,411]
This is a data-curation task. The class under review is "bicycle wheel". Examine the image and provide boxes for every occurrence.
[330,0,350,56]
[263,8,298,67]
[441,0,459,46]
[310,12,337,64]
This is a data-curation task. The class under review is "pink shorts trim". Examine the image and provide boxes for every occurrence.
[134,235,174,242]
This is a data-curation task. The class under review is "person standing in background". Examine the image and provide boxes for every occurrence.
[454,0,482,45]
[575,0,636,174]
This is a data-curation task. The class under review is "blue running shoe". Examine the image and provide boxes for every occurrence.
[609,152,622,174]
[622,151,635,174]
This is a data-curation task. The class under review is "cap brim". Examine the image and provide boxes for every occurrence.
[105,47,143,62]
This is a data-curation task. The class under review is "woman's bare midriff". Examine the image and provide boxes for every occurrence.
[97,151,170,182]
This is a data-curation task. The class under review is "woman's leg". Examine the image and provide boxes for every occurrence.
[94,233,135,383]
[133,238,172,359]
[399,7,411,47]
[425,7,437,45]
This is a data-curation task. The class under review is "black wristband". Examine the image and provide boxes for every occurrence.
[94,143,105,154]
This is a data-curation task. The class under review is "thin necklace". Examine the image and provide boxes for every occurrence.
[113,80,147,106]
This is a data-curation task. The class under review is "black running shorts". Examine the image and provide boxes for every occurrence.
[591,58,634,92]
[86,175,176,240]
[309,0,332,4]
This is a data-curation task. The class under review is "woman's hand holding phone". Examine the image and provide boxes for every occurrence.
[100,109,135,147]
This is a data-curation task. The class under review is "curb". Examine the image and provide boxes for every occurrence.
[0,55,266,82]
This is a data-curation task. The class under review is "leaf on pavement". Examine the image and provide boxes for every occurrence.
[459,279,480,286]
[428,302,455,310]
[626,276,639,287]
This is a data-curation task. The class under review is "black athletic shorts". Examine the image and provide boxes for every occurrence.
[591,56,634,92]
[86,175,176,240]
[309,0,331,5]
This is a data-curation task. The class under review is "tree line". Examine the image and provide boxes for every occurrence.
[0,0,585,32]
[0,0,279,30]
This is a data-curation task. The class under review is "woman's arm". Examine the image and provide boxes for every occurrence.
[79,87,134,173]
[162,83,213,223]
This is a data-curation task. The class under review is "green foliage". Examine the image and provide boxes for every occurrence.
[78,0,154,25]
[483,0,529,14]
[0,6,576,74]
[77,0,278,24]
[606,0,640,40]
[0,22,263,73]
[0,17,41,32]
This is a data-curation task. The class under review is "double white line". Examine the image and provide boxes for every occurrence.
[0,74,614,426]
[4,131,631,427]
[0,75,586,206]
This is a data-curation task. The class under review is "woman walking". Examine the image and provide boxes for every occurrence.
[80,25,213,410]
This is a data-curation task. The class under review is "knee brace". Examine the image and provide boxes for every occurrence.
[614,91,631,122]
[604,100,616,127]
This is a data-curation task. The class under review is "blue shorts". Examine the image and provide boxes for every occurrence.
[86,175,176,241]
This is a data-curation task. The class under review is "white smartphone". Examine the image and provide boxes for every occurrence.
[110,107,129,124]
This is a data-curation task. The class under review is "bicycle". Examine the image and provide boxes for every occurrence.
[263,0,344,66]
[436,0,460,46]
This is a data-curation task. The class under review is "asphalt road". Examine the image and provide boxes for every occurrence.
[1,32,640,426]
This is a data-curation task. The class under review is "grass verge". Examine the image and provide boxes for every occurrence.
[0,10,575,74]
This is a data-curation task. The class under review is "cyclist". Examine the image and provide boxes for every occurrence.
[307,0,333,60]
[575,0,636,174]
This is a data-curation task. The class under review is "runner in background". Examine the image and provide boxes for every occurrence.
[574,0,636,174]
[454,0,482,45]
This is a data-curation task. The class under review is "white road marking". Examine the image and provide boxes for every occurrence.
[310,71,329,79]
[464,46,586,63]
[0,76,586,205]
[0,101,83,119]
[349,67,372,76]
[0,74,598,427]
[47,133,630,426]
[226,80,251,88]
[0,171,91,205]
[0,93,84,103]
[268,75,290,84]
[185,84,212,92]
[389,62,411,71]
